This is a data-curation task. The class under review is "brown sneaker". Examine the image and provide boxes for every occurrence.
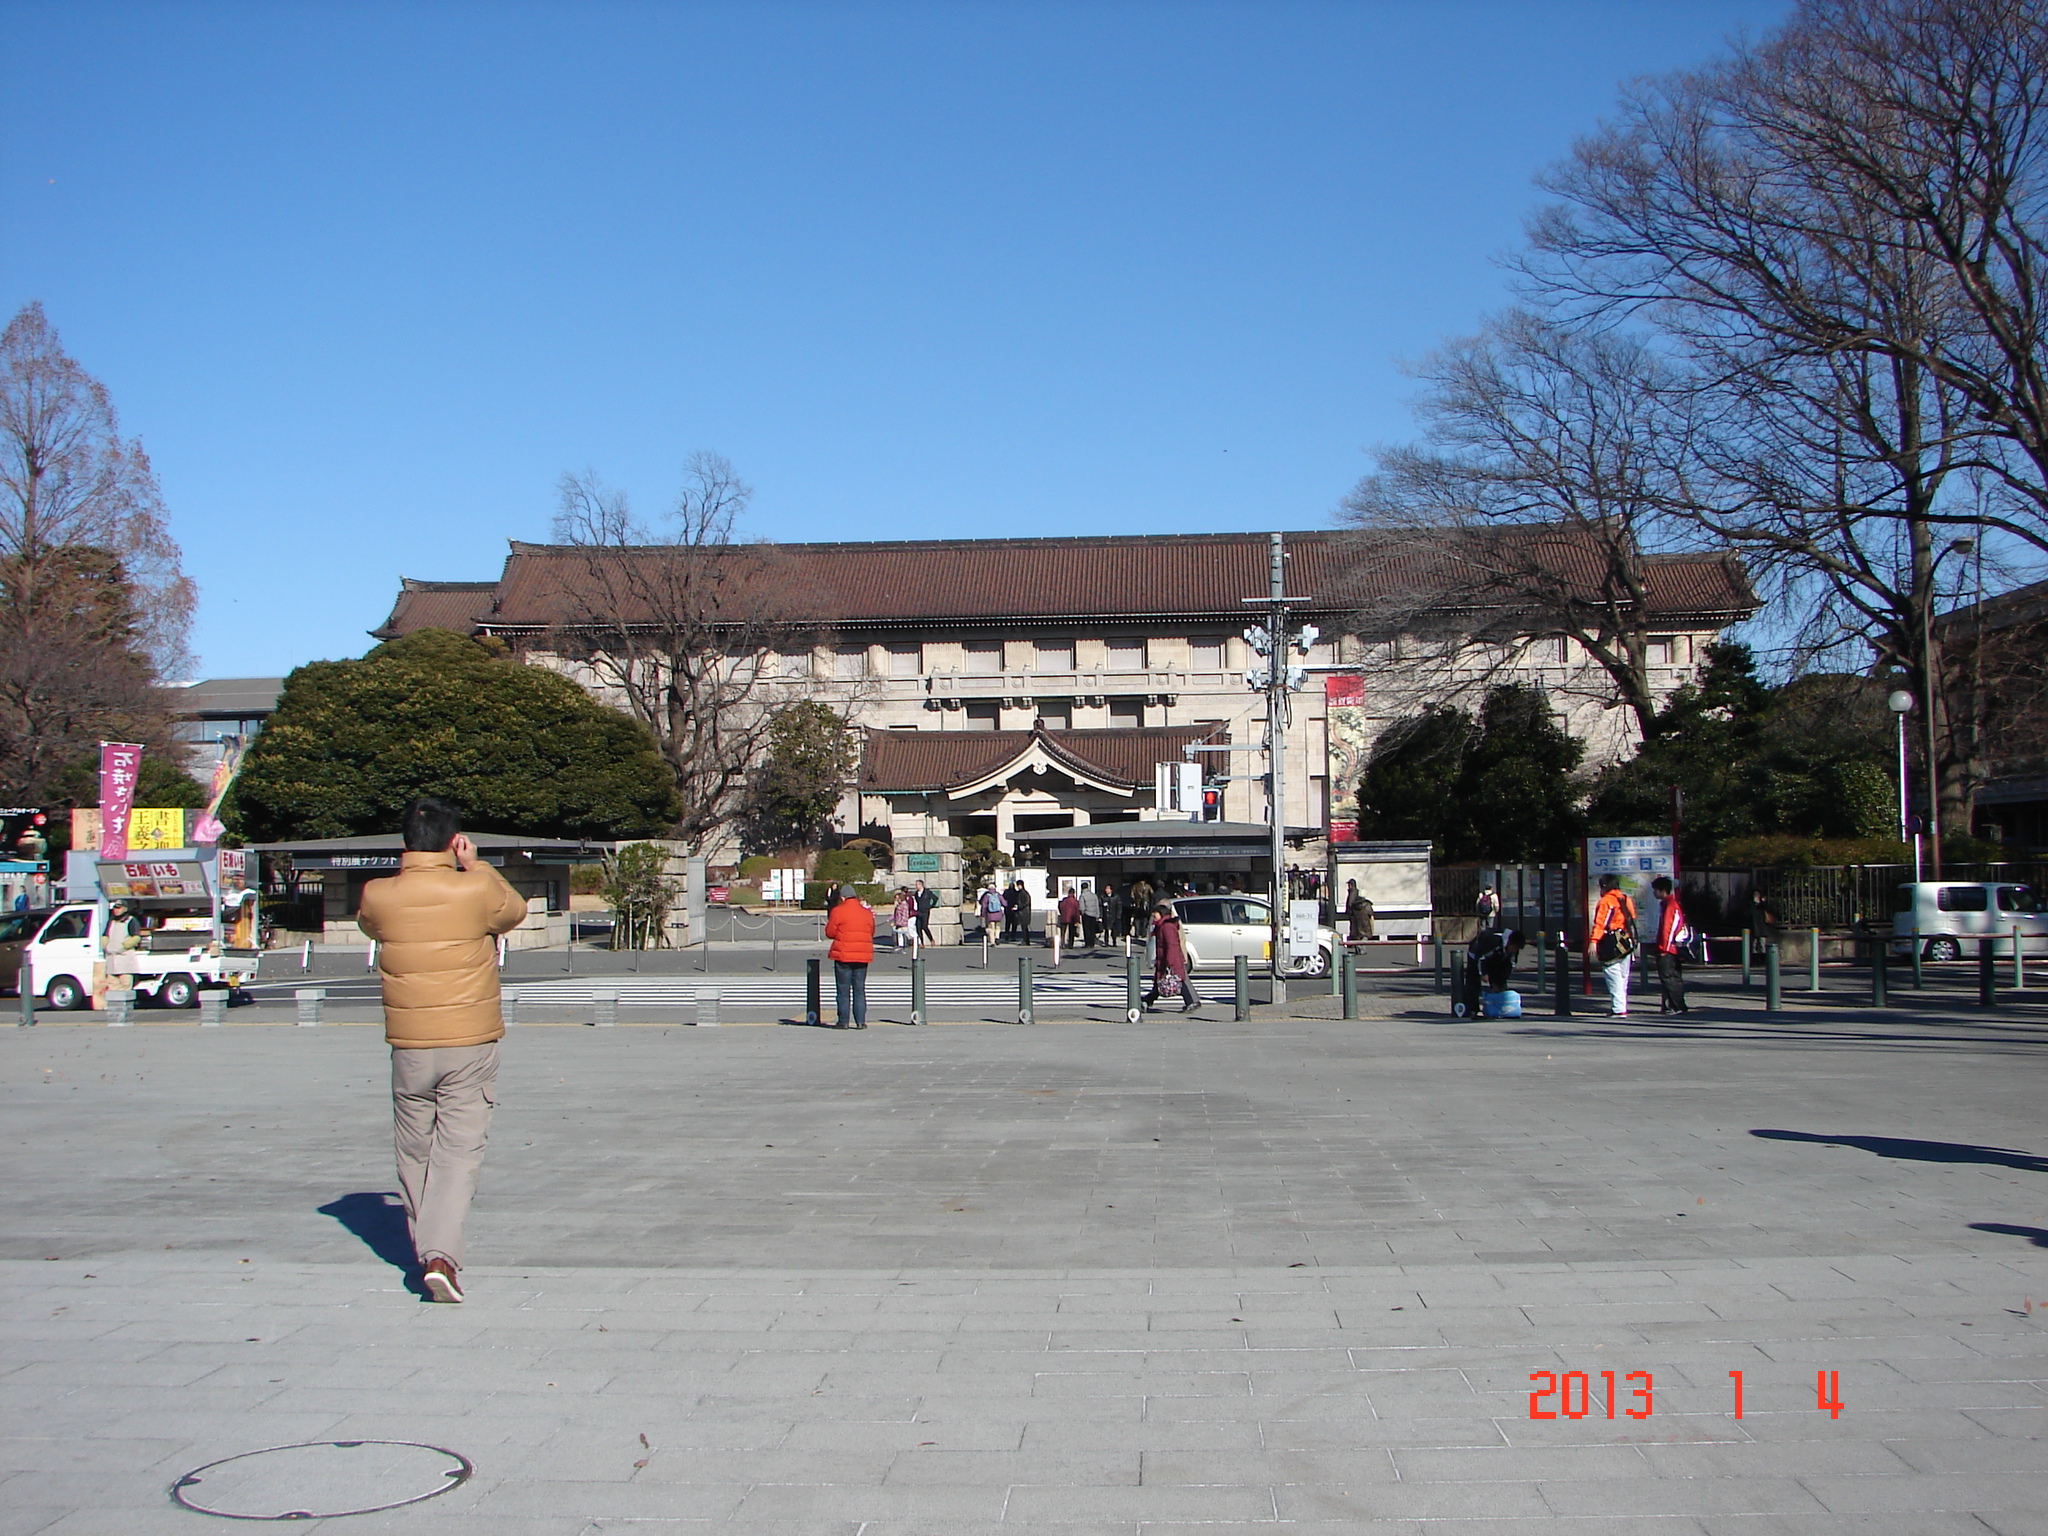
[422,1258,464,1303]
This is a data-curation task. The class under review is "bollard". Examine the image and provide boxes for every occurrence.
[592,989,618,1027]
[696,988,720,1028]
[1341,948,1358,1020]
[1125,953,1142,1022]
[1450,951,1467,1018]
[1433,935,1445,992]
[105,992,133,1026]
[910,957,926,1025]
[1234,955,1250,1021]
[507,992,524,1027]
[17,957,32,1027]
[296,986,324,1027]
[1742,929,1753,988]
[198,990,227,1027]
[1017,956,1034,1025]
[1979,938,1996,1009]
[805,958,822,1026]
[1871,940,1887,1008]
[1764,943,1781,1014]
[367,940,378,971]
[301,939,311,971]
[1553,937,1572,1017]
[1911,930,1924,988]
[1808,928,1822,992]
[1535,931,1546,987]
[2014,924,2025,992]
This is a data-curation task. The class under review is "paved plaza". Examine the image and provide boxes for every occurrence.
[3,976,2046,1533]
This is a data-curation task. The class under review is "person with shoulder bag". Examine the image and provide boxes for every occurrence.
[1587,873,1639,1018]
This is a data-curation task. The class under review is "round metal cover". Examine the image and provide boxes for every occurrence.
[170,1440,472,1520]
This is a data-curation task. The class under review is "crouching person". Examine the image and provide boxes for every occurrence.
[356,797,530,1302]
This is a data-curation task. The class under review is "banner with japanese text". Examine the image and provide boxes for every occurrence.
[190,738,249,845]
[97,743,145,861]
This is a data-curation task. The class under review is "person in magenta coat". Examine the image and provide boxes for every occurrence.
[1144,902,1201,1013]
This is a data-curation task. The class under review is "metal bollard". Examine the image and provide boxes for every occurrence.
[1017,956,1034,1025]
[1433,935,1445,992]
[1450,952,1467,1018]
[1979,938,1996,1009]
[805,957,822,1026]
[1871,940,1887,1008]
[1809,928,1822,992]
[17,957,32,1027]
[1535,931,1546,987]
[909,957,926,1026]
[592,989,618,1027]
[1553,938,1572,1017]
[296,987,324,1027]
[2014,924,2025,992]
[506,992,522,1027]
[105,992,133,1026]
[1234,955,1250,1021]
[695,988,719,1027]
[1911,930,1924,988]
[1341,948,1358,1020]
[1764,944,1781,1014]
[1742,929,1752,988]
[1125,953,1142,1022]
[199,990,227,1027]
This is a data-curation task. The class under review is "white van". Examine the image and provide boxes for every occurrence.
[1890,882,2048,961]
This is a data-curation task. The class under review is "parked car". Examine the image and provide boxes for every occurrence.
[1152,895,1335,978]
[1890,882,2048,962]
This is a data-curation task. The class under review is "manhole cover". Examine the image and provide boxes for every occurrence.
[170,1440,472,1520]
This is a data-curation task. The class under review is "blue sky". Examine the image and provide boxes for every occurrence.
[1,0,1789,679]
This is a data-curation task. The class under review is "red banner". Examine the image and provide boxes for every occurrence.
[98,742,145,861]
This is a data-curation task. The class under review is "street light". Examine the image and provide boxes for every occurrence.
[1888,689,1918,881]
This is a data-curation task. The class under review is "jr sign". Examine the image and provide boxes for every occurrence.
[1584,836,1675,940]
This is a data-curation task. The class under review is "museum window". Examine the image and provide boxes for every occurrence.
[1105,636,1145,671]
[1032,639,1075,673]
[1107,696,1145,727]
[965,700,1001,729]
[1190,637,1225,670]
[1034,700,1072,730]
[961,640,1003,675]
[833,645,868,680]
[887,643,923,678]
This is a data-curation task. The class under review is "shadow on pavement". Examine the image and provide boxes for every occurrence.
[318,1192,428,1297]
[1752,1129,2048,1173]
[1968,1222,2048,1248]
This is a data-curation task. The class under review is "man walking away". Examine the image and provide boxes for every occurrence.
[1078,881,1102,949]
[1587,873,1639,1018]
[1057,885,1082,948]
[1344,879,1375,943]
[356,797,529,1302]
[1650,875,1691,1014]
[825,884,873,1027]
[914,880,936,945]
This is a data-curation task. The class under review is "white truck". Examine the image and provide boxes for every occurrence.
[0,853,261,1010]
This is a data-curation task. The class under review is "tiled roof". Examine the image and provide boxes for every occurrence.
[167,677,285,717]
[371,579,498,640]
[859,723,1228,793]
[374,529,1757,639]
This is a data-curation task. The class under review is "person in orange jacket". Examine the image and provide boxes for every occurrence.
[824,883,874,1028]
[1586,873,1639,1018]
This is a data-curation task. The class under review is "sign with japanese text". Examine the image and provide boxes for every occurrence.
[1584,836,1675,940]
[97,859,209,900]
[191,737,249,845]
[128,808,187,851]
[97,743,145,861]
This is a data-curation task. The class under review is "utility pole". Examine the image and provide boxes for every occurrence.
[1240,533,1316,1005]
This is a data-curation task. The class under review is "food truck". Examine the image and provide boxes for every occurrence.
[0,852,260,1010]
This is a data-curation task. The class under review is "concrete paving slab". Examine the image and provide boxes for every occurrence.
[4,988,2047,1530]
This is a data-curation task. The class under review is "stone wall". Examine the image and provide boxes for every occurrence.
[893,834,965,945]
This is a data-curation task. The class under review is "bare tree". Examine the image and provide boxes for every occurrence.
[0,302,197,802]
[1341,311,1696,743]
[1519,0,2048,837]
[545,452,837,852]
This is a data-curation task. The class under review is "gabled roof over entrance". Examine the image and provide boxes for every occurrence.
[858,724,1228,796]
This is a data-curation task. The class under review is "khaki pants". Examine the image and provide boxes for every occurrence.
[391,1041,498,1270]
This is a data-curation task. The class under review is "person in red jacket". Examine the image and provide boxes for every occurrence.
[1649,875,1691,1014]
[824,883,874,1028]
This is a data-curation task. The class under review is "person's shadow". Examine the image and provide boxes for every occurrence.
[318,1192,429,1299]
[1969,1223,2048,1248]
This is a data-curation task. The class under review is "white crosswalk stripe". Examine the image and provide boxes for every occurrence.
[506,975,1135,1005]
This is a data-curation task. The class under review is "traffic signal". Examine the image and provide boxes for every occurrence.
[1199,787,1223,822]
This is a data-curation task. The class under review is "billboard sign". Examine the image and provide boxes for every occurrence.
[1584,836,1674,939]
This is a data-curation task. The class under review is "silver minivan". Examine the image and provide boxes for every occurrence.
[1890,882,2048,961]
[1156,896,1336,978]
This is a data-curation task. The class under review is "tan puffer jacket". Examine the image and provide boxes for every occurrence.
[356,851,531,1048]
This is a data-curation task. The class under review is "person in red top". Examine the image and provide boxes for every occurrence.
[1649,875,1691,1014]
[824,883,874,1028]
[1144,901,1202,1013]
